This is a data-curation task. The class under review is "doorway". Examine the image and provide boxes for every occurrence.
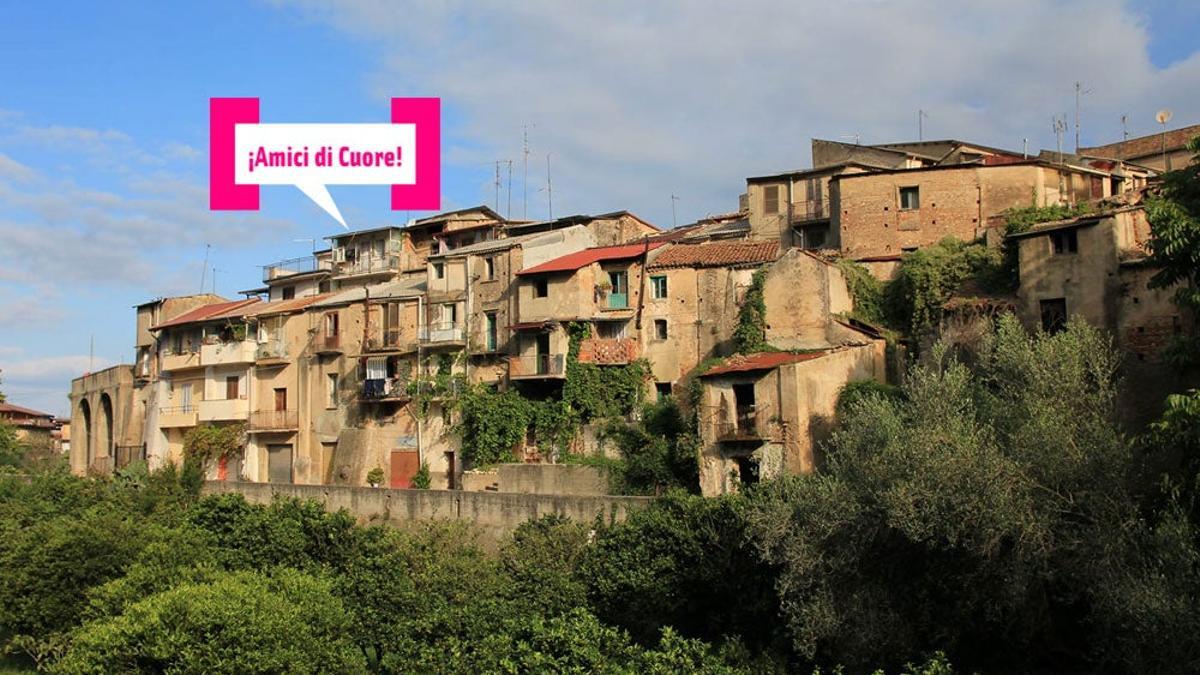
[535,333,551,374]
[445,451,456,490]
[267,444,292,483]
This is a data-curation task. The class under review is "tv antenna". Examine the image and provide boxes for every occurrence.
[1157,109,1174,170]
[918,109,929,141]
[293,238,317,253]
[670,194,680,228]
[545,153,553,220]
[1073,81,1092,152]
[506,160,513,219]
[840,133,861,145]
[522,124,534,219]
[1052,116,1067,164]
[199,243,211,293]
[493,160,502,212]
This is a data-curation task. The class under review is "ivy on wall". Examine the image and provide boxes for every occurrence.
[732,268,770,354]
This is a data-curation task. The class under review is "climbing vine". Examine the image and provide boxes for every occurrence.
[182,423,244,467]
[836,258,885,326]
[562,322,650,421]
[733,267,770,353]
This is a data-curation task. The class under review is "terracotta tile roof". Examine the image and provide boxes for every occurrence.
[239,293,335,318]
[649,240,778,269]
[517,241,665,276]
[150,299,259,330]
[701,350,830,377]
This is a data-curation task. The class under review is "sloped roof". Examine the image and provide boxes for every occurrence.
[428,231,544,259]
[1081,123,1200,160]
[0,402,55,419]
[701,351,831,377]
[516,241,665,276]
[149,298,258,330]
[240,293,334,318]
[649,240,779,269]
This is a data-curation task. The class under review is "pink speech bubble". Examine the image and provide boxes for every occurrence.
[209,97,440,219]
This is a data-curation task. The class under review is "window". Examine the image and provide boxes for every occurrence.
[326,373,338,408]
[655,382,673,401]
[796,224,829,250]
[763,185,780,214]
[225,376,239,400]
[485,312,498,351]
[599,321,627,340]
[274,387,288,411]
[1050,230,1078,255]
[433,262,445,279]
[484,257,495,280]
[1040,298,1067,333]
[318,280,331,293]
[650,275,668,299]
[282,286,295,300]
[324,312,339,337]
[172,331,183,355]
[654,319,668,340]
[899,186,920,210]
[533,277,549,298]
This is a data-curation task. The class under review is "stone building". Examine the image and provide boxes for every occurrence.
[1080,122,1200,173]
[1010,205,1194,423]
[68,365,138,473]
[832,160,1129,277]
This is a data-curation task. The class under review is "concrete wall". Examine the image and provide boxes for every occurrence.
[202,480,650,542]
[497,463,608,496]
[762,250,854,350]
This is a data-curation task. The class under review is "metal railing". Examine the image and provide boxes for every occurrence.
[367,329,409,351]
[510,354,566,378]
[335,254,401,277]
[262,255,329,282]
[160,404,196,414]
[256,342,286,360]
[788,200,828,222]
[361,377,410,400]
[317,333,342,352]
[716,406,763,440]
[420,322,465,343]
[248,409,298,431]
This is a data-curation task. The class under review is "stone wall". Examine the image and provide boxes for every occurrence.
[203,481,650,542]
[497,464,609,496]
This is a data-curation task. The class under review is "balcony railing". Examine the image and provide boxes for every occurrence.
[577,337,638,365]
[198,398,250,422]
[316,333,342,354]
[509,354,566,379]
[360,377,410,401]
[158,405,199,428]
[716,406,764,441]
[201,340,256,366]
[247,409,298,431]
[420,322,465,344]
[161,349,201,372]
[262,255,330,282]
[788,200,828,222]
[335,254,401,277]
[366,329,413,352]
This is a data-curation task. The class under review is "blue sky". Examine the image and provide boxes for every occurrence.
[1,0,1198,415]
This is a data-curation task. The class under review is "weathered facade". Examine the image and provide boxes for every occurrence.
[1079,122,1200,173]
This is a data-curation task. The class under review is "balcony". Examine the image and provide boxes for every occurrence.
[334,254,401,278]
[255,341,287,364]
[366,329,415,353]
[716,407,764,442]
[159,405,199,428]
[315,333,343,355]
[198,398,249,422]
[576,338,638,365]
[360,377,410,402]
[201,340,256,366]
[509,354,566,379]
[420,322,465,345]
[262,255,330,282]
[788,199,829,223]
[247,409,298,432]
[161,349,201,372]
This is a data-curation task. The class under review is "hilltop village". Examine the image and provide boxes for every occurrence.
[70,127,1199,497]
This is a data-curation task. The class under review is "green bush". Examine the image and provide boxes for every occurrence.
[54,569,365,674]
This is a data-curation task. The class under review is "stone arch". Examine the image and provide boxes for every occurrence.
[78,398,92,469]
[98,393,114,461]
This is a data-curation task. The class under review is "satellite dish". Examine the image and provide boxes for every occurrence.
[1156,109,1173,125]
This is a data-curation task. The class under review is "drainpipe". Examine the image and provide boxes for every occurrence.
[416,294,424,468]
[635,236,649,331]
[786,178,795,246]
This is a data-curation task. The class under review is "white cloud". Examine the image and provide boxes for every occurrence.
[277,0,1200,224]
[0,153,35,182]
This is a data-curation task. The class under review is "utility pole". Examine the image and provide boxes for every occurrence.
[918,109,928,141]
[1074,81,1092,153]
[670,194,679,228]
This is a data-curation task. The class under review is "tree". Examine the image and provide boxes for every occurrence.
[1146,135,1200,364]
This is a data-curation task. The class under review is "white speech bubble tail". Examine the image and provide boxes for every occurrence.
[296,182,348,229]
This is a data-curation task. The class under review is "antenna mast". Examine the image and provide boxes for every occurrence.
[1052,116,1067,164]
[199,244,210,293]
[522,125,530,219]
[493,161,501,212]
[506,160,513,219]
[1073,81,1092,152]
[545,152,553,220]
[918,109,928,141]
[670,194,679,228]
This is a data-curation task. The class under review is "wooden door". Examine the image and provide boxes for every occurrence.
[225,376,239,400]
[274,387,287,411]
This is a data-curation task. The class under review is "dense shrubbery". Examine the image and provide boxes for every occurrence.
[4,318,1199,672]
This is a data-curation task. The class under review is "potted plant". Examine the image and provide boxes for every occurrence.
[366,466,385,488]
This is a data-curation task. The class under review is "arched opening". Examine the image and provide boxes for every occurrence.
[78,399,92,469]
[98,393,114,461]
